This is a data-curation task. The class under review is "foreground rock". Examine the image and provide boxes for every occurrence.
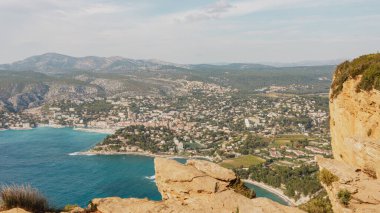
[317,156,380,213]
[0,208,30,213]
[91,158,303,213]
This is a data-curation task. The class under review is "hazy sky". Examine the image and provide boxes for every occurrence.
[1,0,379,64]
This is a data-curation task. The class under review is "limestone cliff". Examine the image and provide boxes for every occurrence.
[91,158,303,213]
[330,76,380,178]
[317,54,380,213]
[329,54,380,177]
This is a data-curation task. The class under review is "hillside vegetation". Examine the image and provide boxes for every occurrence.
[331,53,380,98]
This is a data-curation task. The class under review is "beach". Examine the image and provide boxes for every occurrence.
[7,127,33,131]
[243,179,296,206]
[74,150,214,162]
[74,150,164,157]
[75,150,191,159]
[73,127,115,134]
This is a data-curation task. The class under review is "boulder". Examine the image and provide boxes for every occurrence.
[91,158,303,213]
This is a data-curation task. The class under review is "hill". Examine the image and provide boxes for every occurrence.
[0,53,336,111]
[0,53,189,74]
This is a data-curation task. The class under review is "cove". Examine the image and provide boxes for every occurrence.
[0,127,288,207]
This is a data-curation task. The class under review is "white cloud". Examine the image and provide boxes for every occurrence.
[162,0,363,23]
[163,0,311,23]
[0,0,378,64]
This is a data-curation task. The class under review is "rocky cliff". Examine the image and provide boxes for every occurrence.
[329,77,380,178]
[329,53,380,178]
[317,53,380,213]
[91,158,303,213]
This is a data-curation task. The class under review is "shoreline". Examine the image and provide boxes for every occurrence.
[73,127,115,134]
[243,179,297,206]
[73,150,171,158]
[0,127,33,131]
[72,150,213,161]
[0,126,116,134]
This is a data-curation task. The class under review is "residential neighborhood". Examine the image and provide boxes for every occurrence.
[0,83,332,167]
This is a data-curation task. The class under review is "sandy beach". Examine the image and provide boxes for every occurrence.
[243,179,297,206]
[8,127,33,131]
[74,150,190,159]
[38,124,65,128]
[73,127,115,134]
[73,150,214,162]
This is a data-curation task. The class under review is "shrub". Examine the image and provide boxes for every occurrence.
[0,184,49,212]
[319,169,339,186]
[299,190,333,213]
[63,204,80,212]
[337,189,351,206]
[228,178,256,199]
[331,53,380,98]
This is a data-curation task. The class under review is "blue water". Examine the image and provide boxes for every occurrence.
[0,128,288,208]
[244,183,289,206]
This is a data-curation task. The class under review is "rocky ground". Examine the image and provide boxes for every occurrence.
[91,158,303,213]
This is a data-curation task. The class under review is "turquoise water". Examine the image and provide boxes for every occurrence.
[0,128,288,208]
[244,183,289,206]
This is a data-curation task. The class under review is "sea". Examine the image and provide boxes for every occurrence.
[0,127,288,208]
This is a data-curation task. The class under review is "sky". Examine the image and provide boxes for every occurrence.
[0,0,379,64]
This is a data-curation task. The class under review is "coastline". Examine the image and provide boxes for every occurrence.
[73,127,115,134]
[73,150,169,158]
[72,150,213,161]
[243,179,297,206]
[0,127,33,131]
[38,124,65,128]
[0,125,116,134]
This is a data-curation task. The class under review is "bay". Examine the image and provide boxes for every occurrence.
[0,127,288,208]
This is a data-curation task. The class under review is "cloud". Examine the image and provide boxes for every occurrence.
[166,0,307,23]
[0,0,132,18]
[164,0,363,23]
[0,0,378,64]
[162,0,233,23]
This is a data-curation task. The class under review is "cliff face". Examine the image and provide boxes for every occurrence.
[330,77,380,177]
[91,158,303,213]
[317,54,380,213]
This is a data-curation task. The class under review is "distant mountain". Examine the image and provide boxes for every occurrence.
[0,53,188,74]
[262,59,345,67]
[189,63,274,71]
[0,53,282,74]
[0,53,337,111]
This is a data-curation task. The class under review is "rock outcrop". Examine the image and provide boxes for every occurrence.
[0,208,30,213]
[330,77,380,177]
[91,158,303,213]
[317,156,380,213]
[317,54,380,213]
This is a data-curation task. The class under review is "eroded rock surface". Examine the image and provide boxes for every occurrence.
[317,156,380,213]
[318,56,380,213]
[0,208,30,213]
[92,158,303,213]
[330,77,380,177]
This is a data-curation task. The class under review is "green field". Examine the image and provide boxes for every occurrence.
[274,134,313,146]
[220,155,265,169]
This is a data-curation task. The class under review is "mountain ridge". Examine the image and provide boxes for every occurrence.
[0,53,185,73]
[1,52,337,74]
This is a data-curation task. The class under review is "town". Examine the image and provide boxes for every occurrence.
[0,81,332,168]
